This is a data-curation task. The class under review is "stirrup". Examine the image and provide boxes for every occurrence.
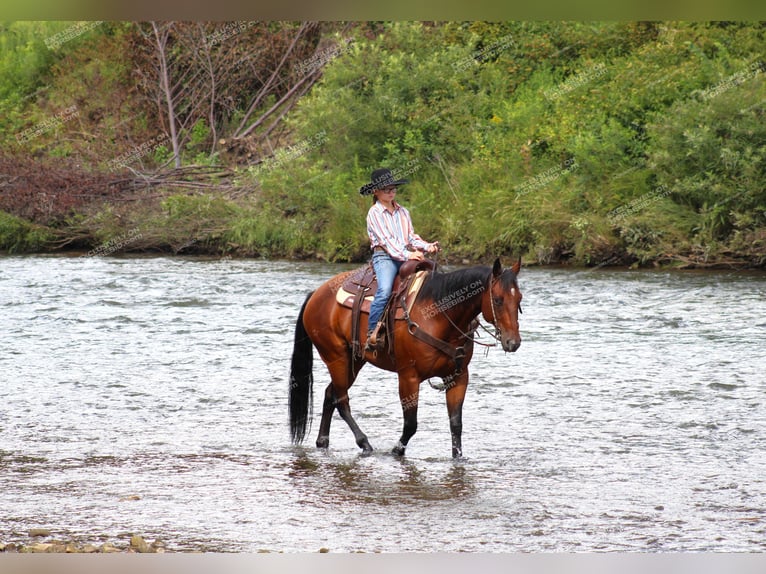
[364,333,380,353]
[365,323,385,352]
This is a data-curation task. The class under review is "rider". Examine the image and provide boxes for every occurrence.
[359,167,440,351]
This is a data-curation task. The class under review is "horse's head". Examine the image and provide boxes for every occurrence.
[482,258,523,353]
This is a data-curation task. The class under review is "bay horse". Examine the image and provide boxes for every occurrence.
[289,257,522,458]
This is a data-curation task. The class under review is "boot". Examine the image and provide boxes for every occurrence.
[365,322,385,352]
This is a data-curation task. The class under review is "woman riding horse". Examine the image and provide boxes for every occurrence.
[289,248,523,458]
[360,168,440,351]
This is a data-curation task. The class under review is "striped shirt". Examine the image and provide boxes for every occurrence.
[366,200,431,261]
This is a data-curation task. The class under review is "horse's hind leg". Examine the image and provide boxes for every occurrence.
[316,383,334,449]
[317,354,371,454]
[335,392,373,454]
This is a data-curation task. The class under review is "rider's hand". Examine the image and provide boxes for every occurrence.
[408,251,425,261]
[427,241,440,253]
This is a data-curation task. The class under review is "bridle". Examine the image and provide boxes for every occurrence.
[483,270,522,343]
[487,272,502,342]
[438,270,517,348]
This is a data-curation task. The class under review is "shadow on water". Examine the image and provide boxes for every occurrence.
[288,448,475,506]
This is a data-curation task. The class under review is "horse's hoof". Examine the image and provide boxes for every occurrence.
[360,446,374,457]
[316,436,329,449]
[391,443,406,457]
[356,435,373,454]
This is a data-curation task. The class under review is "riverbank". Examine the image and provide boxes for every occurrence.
[1,157,764,270]
[2,213,764,270]
[0,533,165,554]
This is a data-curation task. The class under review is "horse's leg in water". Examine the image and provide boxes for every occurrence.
[392,372,420,456]
[322,356,372,454]
[315,382,334,449]
[316,356,364,450]
[445,369,469,458]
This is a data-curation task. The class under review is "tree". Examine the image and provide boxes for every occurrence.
[133,21,338,168]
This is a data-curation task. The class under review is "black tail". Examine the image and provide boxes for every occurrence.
[289,291,315,444]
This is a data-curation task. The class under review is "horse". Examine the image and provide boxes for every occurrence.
[288,257,522,458]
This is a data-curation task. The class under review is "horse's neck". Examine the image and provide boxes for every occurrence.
[450,294,484,328]
[442,272,487,328]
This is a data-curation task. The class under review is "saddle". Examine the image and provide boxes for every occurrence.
[336,259,435,357]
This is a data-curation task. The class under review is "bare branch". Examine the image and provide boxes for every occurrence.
[233,21,314,138]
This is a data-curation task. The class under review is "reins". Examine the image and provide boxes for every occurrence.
[437,270,503,348]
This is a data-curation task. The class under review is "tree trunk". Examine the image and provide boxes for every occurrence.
[151,22,181,169]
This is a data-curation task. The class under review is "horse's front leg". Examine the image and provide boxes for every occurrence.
[445,369,469,458]
[393,374,420,456]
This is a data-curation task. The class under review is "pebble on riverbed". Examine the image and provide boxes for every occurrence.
[1,534,168,553]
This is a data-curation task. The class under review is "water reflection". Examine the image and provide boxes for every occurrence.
[289,450,474,507]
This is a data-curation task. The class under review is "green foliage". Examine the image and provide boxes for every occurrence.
[646,66,766,243]
[0,211,52,252]
[185,119,220,166]
[226,21,766,265]
[153,144,173,166]
[0,22,62,139]
[1,21,765,266]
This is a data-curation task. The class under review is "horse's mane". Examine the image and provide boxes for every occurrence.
[417,264,518,304]
[417,265,489,304]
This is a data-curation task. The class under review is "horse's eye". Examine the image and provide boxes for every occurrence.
[493,297,503,306]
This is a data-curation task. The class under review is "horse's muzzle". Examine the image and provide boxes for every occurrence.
[502,337,521,353]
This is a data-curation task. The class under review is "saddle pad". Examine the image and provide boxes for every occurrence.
[336,269,429,318]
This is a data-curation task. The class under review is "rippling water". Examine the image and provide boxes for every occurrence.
[1,255,765,552]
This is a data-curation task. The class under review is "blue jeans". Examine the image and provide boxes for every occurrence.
[368,251,402,330]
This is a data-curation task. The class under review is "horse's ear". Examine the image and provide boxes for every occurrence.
[492,258,502,277]
[512,256,521,276]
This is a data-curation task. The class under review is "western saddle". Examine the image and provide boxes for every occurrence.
[336,259,435,357]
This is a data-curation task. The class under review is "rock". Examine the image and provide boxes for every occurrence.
[2,543,18,552]
[130,535,152,553]
[119,495,141,502]
[82,544,99,553]
[24,543,52,553]
[28,528,51,537]
[100,542,120,553]
[318,547,330,553]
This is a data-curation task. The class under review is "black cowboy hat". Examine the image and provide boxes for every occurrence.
[358,168,409,196]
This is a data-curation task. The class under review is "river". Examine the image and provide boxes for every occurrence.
[1,255,764,552]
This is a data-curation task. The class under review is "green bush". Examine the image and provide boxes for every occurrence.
[2,21,764,266]
[0,211,52,252]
